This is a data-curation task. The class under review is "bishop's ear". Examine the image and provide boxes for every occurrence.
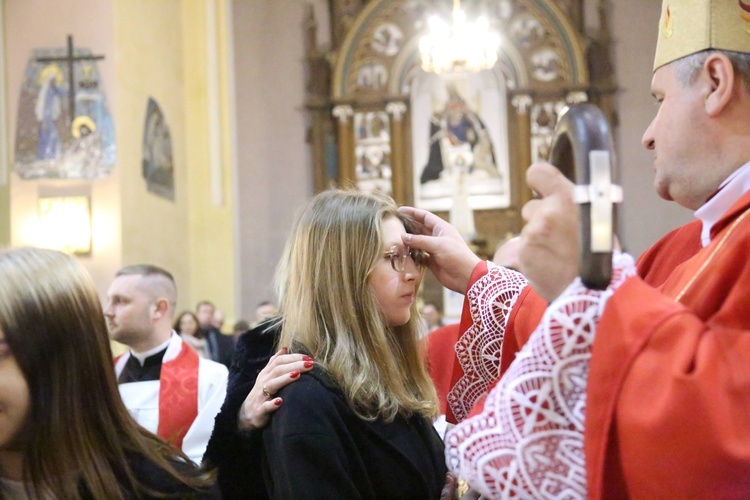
[704,53,736,117]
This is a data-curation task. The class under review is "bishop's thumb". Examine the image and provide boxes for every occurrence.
[526,162,573,199]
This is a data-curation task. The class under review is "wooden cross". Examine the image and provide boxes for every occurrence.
[35,35,105,127]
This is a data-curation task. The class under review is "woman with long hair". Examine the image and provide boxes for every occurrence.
[174,310,211,359]
[207,189,447,498]
[0,248,217,499]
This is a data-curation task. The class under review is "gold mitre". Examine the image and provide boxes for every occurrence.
[654,0,750,71]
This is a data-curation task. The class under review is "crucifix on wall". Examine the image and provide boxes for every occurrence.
[13,34,117,180]
[36,35,104,132]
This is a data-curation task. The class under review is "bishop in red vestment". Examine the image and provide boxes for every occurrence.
[401,1,750,497]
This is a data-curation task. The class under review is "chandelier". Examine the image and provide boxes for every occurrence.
[419,0,500,74]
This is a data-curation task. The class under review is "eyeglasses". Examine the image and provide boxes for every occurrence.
[384,245,428,273]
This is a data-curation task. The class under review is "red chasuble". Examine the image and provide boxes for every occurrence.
[586,190,750,498]
[450,191,750,497]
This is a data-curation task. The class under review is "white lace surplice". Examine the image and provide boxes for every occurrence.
[446,253,636,498]
[447,263,528,422]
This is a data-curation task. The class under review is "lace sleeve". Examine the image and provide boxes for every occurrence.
[445,252,636,498]
[448,262,529,422]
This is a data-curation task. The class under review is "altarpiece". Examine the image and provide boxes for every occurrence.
[304,0,615,306]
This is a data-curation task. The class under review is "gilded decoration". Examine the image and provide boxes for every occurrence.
[332,0,590,99]
[305,0,616,274]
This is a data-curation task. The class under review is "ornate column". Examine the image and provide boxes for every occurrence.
[566,91,588,104]
[332,104,354,187]
[308,106,331,193]
[304,3,334,193]
[386,101,407,204]
[511,94,533,207]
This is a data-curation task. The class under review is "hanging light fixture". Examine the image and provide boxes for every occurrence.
[419,0,500,74]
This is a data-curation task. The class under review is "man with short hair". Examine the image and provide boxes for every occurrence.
[404,1,750,497]
[420,302,444,333]
[211,308,225,332]
[231,319,250,343]
[253,300,277,326]
[195,300,234,367]
[105,265,228,465]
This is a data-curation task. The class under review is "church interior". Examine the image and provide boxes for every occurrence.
[0,0,694,327]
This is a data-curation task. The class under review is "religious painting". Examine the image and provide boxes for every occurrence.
[142,98,174,201]
[411,71,511,212]
[530,100,567,164]
[354,110,392,195]
[13,45,115,180]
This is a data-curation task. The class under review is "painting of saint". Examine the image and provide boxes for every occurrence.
[35,66,65,160]
[354,110,392,195]
[411,72,510,212]
[419,85,498,184]
[142,98,175,201]
[14,47,115,180]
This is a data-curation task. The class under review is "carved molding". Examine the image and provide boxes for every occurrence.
[385,101,407,122]
[511,94,533,115]
[332,104,354,124]
[566,91,588,104]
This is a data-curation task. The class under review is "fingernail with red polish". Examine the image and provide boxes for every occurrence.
[302,355,313,361]
[274,398,282,406]
[290,370,301,379]
[280,346,289,353]
[303,360,314,368]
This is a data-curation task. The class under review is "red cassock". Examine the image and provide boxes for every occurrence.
[449,190,750,497]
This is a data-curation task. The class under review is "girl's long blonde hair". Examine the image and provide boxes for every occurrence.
[274,189,438,422]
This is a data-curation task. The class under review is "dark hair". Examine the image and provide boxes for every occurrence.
[196,300,215,311]
[0,248,213,498]
[422,302,442,313]
[232,320,250,333]
[174,310,200,334]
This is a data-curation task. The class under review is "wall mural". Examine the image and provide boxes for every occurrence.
[354,110,392,194]
[530,99,567,163]
[141,97,174,201]
[14,38,115,180]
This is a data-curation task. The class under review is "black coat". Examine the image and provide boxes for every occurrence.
[204,327,235,368]
[203,322,448,499]
[203,321,278,499]
[262,367,448,499]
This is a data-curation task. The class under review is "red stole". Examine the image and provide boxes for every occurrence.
[157,341,199,448]
[114,341,200,448]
